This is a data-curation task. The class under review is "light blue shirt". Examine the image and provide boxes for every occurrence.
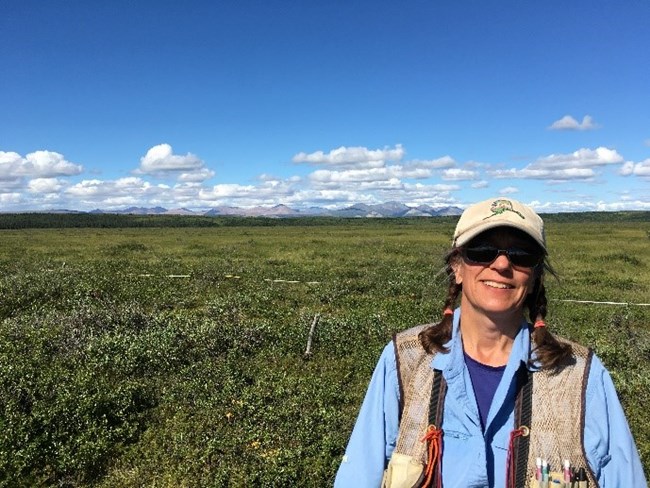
[335,309,647,487]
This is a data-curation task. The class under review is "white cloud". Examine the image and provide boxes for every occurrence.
[199,177,296,204]
[499,186,519,195]
[620,159,650,177]
[408,156,456,169]
[178,167,215,183]
[292,144,405,168]
[357,178,404,191]
[309,165,432,185]
[28,178,65,194]
[619,162,633,176]
[200,183,257,199]
[491,147,623,182]
[403,182,459,193]
[441,168,479,181]
[535,199,650,212]
[24,151,83,177]
[66,177,173,208]
[493,167,596,181]
[297,181,460,209]
[0,192,22,203]
[387,183,459,206]
[471,180,489,189]
[137,143,212,182]
[281,149,459,206]
[0,177,23,190]
[0,151,23,180]
[534,147,622,168]
[298,189,369,205]
[0,150,82,179]
[548,115,599,131]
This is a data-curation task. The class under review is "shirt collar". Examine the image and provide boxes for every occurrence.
[431,307,537,373]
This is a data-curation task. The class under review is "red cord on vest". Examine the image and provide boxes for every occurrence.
[421,424,443,488]
[506,426,529,488]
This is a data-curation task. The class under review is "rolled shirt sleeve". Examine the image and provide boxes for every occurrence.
[584,354,648,487]
[334,343,401,488]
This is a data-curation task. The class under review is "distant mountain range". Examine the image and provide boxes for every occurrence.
[79,201,463,218]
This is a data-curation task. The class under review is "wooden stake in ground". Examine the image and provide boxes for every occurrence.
[303,314,320,360]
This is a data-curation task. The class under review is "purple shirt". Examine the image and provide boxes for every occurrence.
[464,351,506,431]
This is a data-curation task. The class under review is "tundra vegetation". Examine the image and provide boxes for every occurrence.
[1,213,648,486]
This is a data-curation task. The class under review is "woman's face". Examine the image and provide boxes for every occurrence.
[452,227,542,322]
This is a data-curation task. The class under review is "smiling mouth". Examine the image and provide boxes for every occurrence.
[482,280,514,289]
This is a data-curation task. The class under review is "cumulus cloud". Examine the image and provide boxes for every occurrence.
[491,147,623,181]
[535,147,622,168]
[64,177,177,209]
[403,182,459,193]
[0,192,22,204]
[407,156,456,169]
[294,189,370,205]
[382,182,459,206]
[23,151,83,177]
[200,183,257,199]
[305,155,457,191]
[0,152,23,180]
[199,177,297,205]
[548,115,599,131]
[0,150,82,179]
[620,159,650,177]
[441,168,479,181]
[499,186,519,195]
[288,145,462,205]
[471,180,489,189]
[178,167,215,183]
[310,165,430,185]
[137,143,213,181]
[532,199,650,212]
[28,178,65,194]
[293,144,405,168]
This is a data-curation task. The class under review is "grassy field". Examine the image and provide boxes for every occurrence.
[1,216,648,486]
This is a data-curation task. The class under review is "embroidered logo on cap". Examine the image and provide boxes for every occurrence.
[483,199,525,220]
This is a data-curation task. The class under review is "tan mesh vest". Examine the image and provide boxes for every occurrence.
[391,324,598,488]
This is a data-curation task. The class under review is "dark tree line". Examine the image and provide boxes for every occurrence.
[0,211,647,230]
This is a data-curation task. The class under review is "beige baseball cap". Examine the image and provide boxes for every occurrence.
[452,198,546,251]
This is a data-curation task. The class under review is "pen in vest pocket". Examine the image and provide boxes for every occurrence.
[531,458,589,488]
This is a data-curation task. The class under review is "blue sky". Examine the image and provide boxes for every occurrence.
[1,0,649,212]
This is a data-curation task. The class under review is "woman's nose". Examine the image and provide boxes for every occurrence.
[491,252,512,270]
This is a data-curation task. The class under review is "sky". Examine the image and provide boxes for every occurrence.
[1,0,650,213]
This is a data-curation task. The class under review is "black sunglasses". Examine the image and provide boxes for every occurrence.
[462,245,542,268]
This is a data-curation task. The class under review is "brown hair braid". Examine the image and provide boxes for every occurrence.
[419,249,461,354]
[526,266,573,371]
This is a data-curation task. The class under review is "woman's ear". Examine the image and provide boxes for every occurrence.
[450,254,463,285]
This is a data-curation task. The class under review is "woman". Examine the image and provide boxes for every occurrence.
[334,198,646,488]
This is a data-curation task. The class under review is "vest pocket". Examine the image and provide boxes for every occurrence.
[382,452,424,488]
